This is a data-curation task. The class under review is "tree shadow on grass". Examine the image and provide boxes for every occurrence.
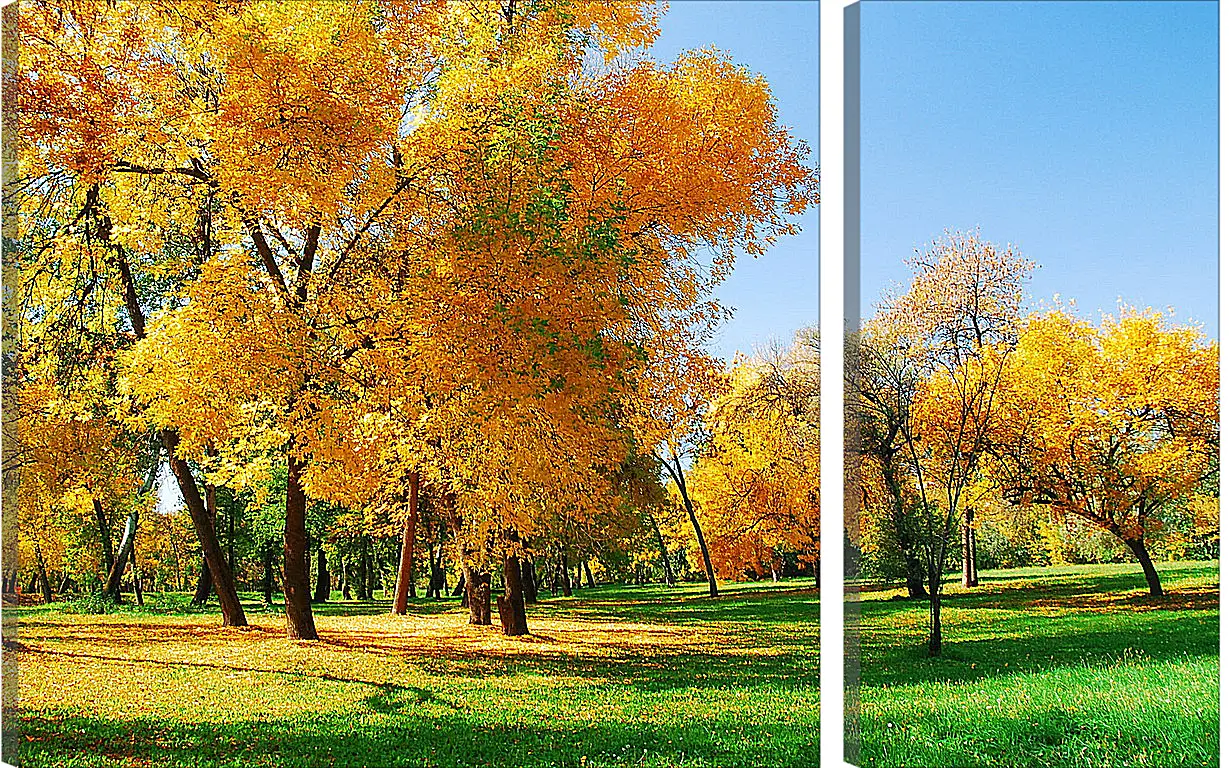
[857,599,1217,689]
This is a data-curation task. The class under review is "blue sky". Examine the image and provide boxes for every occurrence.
[650,0,820,362]
[860,0,1218,335]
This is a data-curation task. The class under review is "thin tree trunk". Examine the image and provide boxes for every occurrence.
[453,570,466,599]
[583,560,596,588]
[1124,537,1164,597]
[262,543,275,605]
[356,537,369,600]
[665,453,718,597]
[132,536,144,607]
[927,574,942,657]
[93,497,114,577]
[497,552,529,636]
[392,472,420,615]
[560,550,572,597]
[961,512,978,588]
[648,512,674,586]
[814,560,820,592]
[104,507,139,601]
[283,456,318,640]
[341,554,352,600]
[312,547,329,603]
[576,559,583,590]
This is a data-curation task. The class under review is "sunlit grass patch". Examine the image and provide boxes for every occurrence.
[852,560,1218,768]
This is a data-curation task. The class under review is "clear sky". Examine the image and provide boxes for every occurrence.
[860,0,1218,335]
[650,0,820,362]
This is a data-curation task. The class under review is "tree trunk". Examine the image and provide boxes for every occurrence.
[583,560,596,588]
[104,506,140,600]
[453,570,466,599]
[576,559,583,590]
[464,567,492,625]
[497,554,529,636]
[93,497,115,578]
[164,430,246,626]
[191,559,212,606]
[961,512,979,588]
[262,543,275,605]
[282,457,318,640]
[1124,537,1164,597]
[669,454,718,598]
[132,536,144,607]
[814,560,820,592]
[312,547,330,603]
[392,472,420,615]
[33,539,52,604]
[109,243,244,626]
[341,555,352,600]
[648,512,674,586]
[521,558,537,603]
[905,552,928,598]
[560,550,572,597]
[355,538,369,600]
[927,576,942,657]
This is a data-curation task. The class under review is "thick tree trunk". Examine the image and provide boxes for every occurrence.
[497,554,529,636]
[392,473,420,615]
[521,558,537,603]
[282,457,318,640]
[93,498,115,577]
[648,512,674,586]
[312,547,330,603]
[464,568,492,625]
[1124,537,1164,597]
[560,550,572,597]
[164,431,246,626]
[191,558,212,605]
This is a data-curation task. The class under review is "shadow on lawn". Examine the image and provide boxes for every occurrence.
[14,708,820,768]
[857,591,1217,689]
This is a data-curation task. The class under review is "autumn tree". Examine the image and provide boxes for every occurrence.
[989,307,1218,596]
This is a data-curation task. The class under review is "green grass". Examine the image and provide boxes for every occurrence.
[10,578,819,768]
[852,560,1219,768]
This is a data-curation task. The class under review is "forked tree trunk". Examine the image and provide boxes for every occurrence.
[93,498,115,577]
[312,547,330,603]
[104,508,139,600]
[1124,537,1164,597]
[392,473,420,615]
[497,554,529,636]
[283,457,318,640]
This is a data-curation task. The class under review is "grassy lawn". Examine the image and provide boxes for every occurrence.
[852,560,1219,768]
[8,579,818,767]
